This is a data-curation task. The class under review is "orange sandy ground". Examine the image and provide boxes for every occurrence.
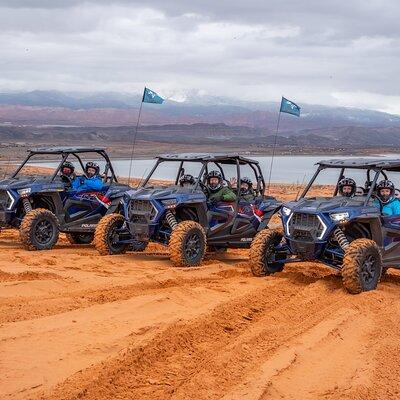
[1,185,400,400]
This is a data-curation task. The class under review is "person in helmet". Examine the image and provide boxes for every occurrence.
[338,177,356,198]
[373,180,400,216]
[179,174,195,187]
[72,161,103,192]
[60,161,76,180]
[239,177,255,201]
[206,170,236,203]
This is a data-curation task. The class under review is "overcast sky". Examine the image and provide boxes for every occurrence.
[0,0,399,113]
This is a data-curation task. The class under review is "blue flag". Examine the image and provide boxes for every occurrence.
[280,97,300,117]
[142,87,164,104]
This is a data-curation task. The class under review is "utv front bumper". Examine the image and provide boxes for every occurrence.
[0,210,14,228]
[127,221,151,242]
[286,238,326,260]
[127,199,159,242]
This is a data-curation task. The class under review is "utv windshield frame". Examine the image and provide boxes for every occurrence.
[140,153,266,199]
[11,147,118,183]
[300,159,400,206]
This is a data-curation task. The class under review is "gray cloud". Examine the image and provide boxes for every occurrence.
[0,1,398,113]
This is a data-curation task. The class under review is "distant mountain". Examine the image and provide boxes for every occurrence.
[0,90,399,134]
[1,123,400,152]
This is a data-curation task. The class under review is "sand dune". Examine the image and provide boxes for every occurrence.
[1,185,400,400]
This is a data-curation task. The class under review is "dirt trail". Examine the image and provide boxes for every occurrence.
[1,227,400,400]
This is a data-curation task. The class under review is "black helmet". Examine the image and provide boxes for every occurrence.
[206,170,222,191]
[377,180,395,203]
[61,161,75,176]
[85,161,100,178]
[338,178,356,197]
[179,174,195,186]
[240,177,253,195]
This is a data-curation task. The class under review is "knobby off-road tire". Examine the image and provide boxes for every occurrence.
[66,232,94,245]
[341,238,382,294]
[169,221,206,267]
[94,213,128,255]
[250,228,285,277]
[19,208,59,251]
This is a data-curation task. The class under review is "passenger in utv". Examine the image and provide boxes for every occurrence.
[230,176,255,201]
[206,170,236,203]
[338,177,356,198]
[72,161,103,192]
[179,174,195,187]
[239,177,255,201]
[374,180,400,216]
[60,161,76,180]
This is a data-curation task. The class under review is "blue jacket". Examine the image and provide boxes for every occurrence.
[72,175,103,192]
[374,197,400,216]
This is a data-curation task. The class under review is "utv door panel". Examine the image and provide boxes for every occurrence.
[381,215,400,263]
[63,191,107,225]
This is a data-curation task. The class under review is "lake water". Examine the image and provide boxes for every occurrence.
[24,154,393,184]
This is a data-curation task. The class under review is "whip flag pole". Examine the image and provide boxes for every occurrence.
[127,87,164,185]
[266,96,301,194]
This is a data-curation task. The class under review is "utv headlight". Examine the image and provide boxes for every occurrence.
[330,212,349,222]
[281,206,291,216]
[17,188,31,196]
[6,191,15,210]
[162,199,177,209]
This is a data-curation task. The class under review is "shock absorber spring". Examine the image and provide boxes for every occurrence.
[165,210,178,230]
[22,198,32,214]
[334,227,349,250]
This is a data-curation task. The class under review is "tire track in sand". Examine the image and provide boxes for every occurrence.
[0,267,251,324]
[32,273,344,400]
[3,269,314,399]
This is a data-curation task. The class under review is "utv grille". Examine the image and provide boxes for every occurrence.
[129,199,157,223]
[288,213,325,242]
[0,190,12,211]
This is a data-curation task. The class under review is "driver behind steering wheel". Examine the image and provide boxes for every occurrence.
[338,178,356,198]
[60,161,76,184]
[179,174,196,187]
[72,161,103,192]
[206,170,236,203]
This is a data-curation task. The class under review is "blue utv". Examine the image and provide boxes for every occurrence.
[249,158,400,294]
[94,153,281,267]
[0,147,130,250]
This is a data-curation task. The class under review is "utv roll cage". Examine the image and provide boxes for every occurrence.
[12,147,118,183]
[141,153,266,197]
[300,158,400,206]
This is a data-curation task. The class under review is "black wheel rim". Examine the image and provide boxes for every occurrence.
[361,254,377,285]
[263,241,282,272]
[34,220,54,245]
[184,232,201,261]
[108,222,124,251]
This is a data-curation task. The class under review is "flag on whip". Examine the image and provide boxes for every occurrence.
[128,87,165,184]
[280,97,301,117]
[142,87,164,104]
[267,96,301,193]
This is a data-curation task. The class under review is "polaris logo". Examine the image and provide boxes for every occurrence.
[240,238,253,242]
[81,224,96,228]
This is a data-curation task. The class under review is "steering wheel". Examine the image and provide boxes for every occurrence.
[198,180,210,196]
[60,174,73,188]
